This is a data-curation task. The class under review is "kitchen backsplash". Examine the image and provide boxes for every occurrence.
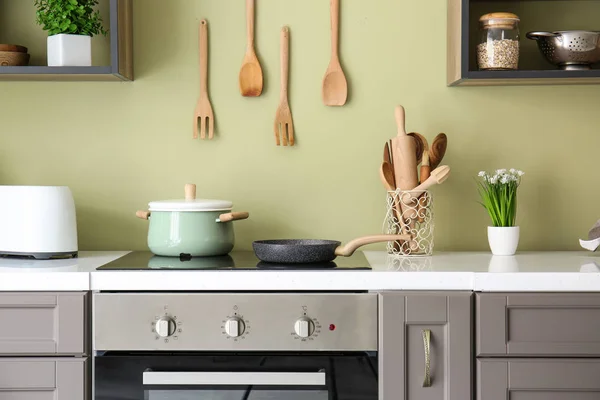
[0,0,599,251]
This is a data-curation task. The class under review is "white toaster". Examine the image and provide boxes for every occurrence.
[0,186,78,259]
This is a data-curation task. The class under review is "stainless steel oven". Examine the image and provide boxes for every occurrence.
[93,293,378,400]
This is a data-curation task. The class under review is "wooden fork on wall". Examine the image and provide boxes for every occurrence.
[194,19,215,140]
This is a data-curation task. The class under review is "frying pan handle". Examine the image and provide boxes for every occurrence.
[136,210,151,220]
[217,212,250,223]
[526,31,559,40]
[334,234,412,257]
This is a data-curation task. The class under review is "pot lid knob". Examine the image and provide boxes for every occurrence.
[185,184,196,200]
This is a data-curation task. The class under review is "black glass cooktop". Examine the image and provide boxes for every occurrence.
[96,251,372,270]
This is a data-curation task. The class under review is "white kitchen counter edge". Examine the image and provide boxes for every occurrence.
[3,251,600,292]
[0,251,129,291]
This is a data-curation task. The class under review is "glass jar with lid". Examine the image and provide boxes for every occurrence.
[477,12,520,70]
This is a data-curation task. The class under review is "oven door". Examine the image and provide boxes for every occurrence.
[95,353,377,400]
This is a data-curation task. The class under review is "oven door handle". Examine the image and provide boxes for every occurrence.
[143,371,326,386]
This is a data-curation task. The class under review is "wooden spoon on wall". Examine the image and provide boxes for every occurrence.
[239,0,263,97]
[322,0,348,106]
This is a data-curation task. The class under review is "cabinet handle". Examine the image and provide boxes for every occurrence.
[422,329,431,387]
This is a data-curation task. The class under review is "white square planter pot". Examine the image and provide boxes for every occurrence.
[47,34,91,67]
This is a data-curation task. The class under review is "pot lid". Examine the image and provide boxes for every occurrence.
[147,183,233,211]
[148,199,233,212]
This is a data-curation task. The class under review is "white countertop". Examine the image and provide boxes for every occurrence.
[1,251,600,292]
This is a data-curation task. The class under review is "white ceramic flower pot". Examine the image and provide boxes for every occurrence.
[47,34,91,67]
[488,226,520,256]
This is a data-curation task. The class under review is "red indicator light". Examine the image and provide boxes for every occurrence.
[329,324,336,331]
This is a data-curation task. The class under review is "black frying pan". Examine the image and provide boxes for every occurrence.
[253,234,411,264]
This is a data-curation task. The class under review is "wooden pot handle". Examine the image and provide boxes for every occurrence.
[185,183,197,200]
[136,210,151,220]
[335,234,412,257]
[217,212,250,223]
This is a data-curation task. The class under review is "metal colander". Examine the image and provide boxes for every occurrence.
[527,31,600,70]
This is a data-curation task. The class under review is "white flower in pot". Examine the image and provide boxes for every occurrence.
[477,168,525,256]
[34,0,107,67]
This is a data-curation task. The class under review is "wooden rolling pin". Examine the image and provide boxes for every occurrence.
[391,105,418,191]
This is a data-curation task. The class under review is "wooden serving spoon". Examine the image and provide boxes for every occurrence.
[430,133,448,169]
[402,165,451,202]
[408,132,426,165]
[322,0,348,106]
[239,0,263,97]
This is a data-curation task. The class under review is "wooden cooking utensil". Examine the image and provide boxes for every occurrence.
[274,26,294,146]
[194,20,215,140]
[429,133,448,169]
[239,0,263,97]
[381,162,408,241]
[420,150,431,183]
[402,165,450,202]
[322,0,348,106]
[391,106,418,191]
[416,151,431,222]
[383,142,395,184]
[408,132,428,165]
[380,161,395,192]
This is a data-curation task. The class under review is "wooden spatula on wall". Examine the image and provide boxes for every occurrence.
[239,0,263,97]
[274,26,294,146]
[194,19,215,140]
[322,0,348,106]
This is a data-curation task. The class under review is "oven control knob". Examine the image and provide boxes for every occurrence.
[225,318,246,337]
[155,317,176,338]
[294,317,315,338]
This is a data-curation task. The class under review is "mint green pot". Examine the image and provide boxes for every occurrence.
[139,210,249,257]
[137,184,249,257]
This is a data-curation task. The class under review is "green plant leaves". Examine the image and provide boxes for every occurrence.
[34,0,108,37]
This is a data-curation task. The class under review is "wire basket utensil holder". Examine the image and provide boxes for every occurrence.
[383,190,434,256]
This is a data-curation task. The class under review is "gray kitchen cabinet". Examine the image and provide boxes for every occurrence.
[477,293,600,357]
[478,359,600,400]
[0,292,87,355]
[0,358,87,400]
[378,292,472,400]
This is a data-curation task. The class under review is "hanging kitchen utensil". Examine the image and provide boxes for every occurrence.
[322,0,348,106]
[253,234,411,264]
[136,184,250,257]
[391,106,418,191]
[194,19,215,140]
[429,133,448,169]
[274,26,294,146]
[239,0,263,97]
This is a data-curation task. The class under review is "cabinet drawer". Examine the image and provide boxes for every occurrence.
[477,293,600,356]
[379,292,472,400]
[0,292,87,355]
[0,358,87,400]
[478,359,600,400]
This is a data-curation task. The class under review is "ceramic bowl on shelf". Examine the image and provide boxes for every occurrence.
[526,31,600,70]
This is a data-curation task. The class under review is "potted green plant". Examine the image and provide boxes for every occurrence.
[477,168,524,255]
[34,0,107,67]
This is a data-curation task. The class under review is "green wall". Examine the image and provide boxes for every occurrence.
[1,0,599,251]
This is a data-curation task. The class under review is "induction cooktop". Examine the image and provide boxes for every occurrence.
[96,251,372,270]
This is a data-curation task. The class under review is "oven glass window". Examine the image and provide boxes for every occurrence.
[96,353,377,400]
